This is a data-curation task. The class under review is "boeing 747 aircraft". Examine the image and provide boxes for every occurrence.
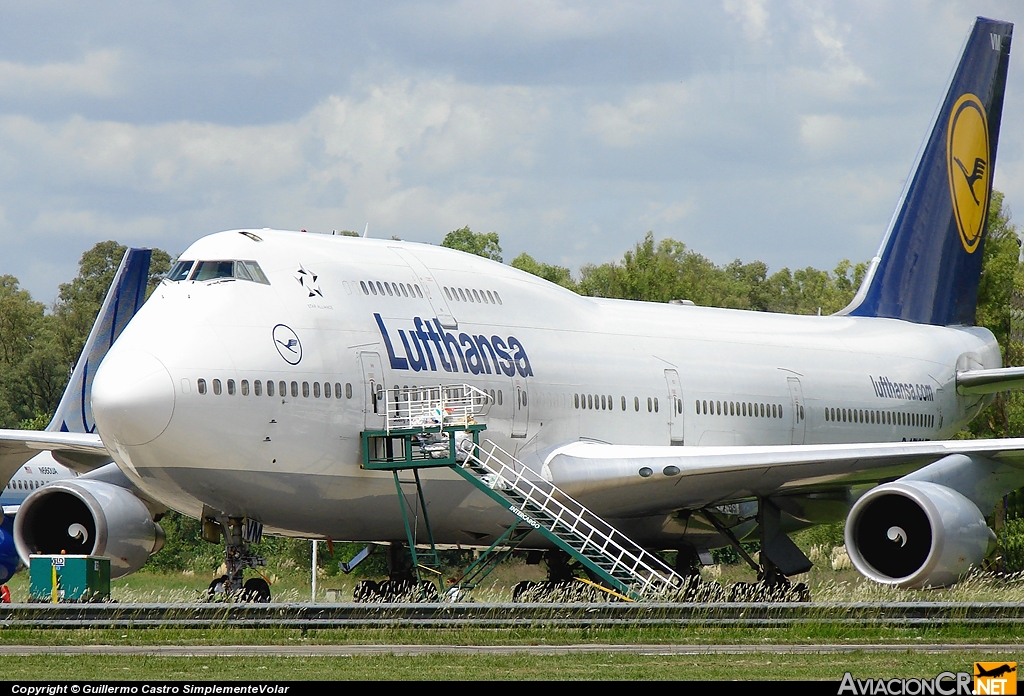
[0,17,1019,600]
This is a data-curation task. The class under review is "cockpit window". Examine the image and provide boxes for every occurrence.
[187,260,271,285]
[241,261,270,284]
[191,261,235,281]
[167,261,194,281]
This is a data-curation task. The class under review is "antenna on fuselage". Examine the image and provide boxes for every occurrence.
[362,223,370,238]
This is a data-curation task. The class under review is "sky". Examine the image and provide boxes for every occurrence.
[2,1,1024,303]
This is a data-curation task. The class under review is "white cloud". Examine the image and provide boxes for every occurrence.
[0,50,121,98]
[585,83,692,148]
[723,0,770,42]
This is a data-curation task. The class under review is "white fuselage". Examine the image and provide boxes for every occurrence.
[90,230,1000,548]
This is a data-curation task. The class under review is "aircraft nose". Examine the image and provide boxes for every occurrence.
[92,349,175,446]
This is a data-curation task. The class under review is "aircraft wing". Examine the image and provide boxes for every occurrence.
[957,366,1024,395]
[0,430,109,482]
[542,438,1024,517]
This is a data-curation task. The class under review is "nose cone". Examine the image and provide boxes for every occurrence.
[92,349,175,446]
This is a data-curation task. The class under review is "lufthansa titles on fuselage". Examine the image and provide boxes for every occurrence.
[375,313,533,377]
[869,375,935,402]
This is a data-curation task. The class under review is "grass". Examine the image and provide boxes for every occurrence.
[3,549,1024,680]
[0,652,1019,681]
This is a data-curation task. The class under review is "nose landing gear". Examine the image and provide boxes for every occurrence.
[203,515,270,603]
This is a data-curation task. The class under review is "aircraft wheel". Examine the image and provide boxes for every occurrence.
[512,580,535,602]
[353,580,380,602]
[206,575,229,601]
[242,577,272,603]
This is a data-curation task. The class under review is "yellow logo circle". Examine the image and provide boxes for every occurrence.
[946,93,990,254]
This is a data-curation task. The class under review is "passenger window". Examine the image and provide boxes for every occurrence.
[254,380,262,397]
[494,291,502,305]
[227,379,236,395]
[241,380,249,396]
[415,285,423,298]
[369,282,377,295]
[457,288,466,301]
[213,379,222,395]
[198,379,207,395]
[574,394,580,409]
[486,291,495,303]
[292,382,300,397]
[444,287,452,300]
[280,381,287,397]
[267,380,275,397]
[600,395,606,410]
[472,289,481,302]
[497,390,503,406]
[360,281,368,295]
[313,382,321,398]
[622,396,626,411]
[345,383,353,399]
[323,382,331,398]
[647,397,652,413]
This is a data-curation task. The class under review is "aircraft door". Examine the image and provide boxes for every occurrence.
[664,369,684,445]
[787,376,805,445]
[511,377,529,438]
[360,351,387,431]
[389,247,458,329]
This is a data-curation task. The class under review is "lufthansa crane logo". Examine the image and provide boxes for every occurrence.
[273,324,302,365]
[946,93,991,254]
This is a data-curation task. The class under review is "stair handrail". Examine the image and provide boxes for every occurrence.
[461,438,684,595]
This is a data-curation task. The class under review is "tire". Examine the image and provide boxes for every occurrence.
[241,577,272,603]
[512,580,535,602]
[207,575,228,601]
[353,580,380,603]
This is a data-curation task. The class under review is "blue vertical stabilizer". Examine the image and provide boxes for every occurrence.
[47,249,153,433]
[845,18,1012,326]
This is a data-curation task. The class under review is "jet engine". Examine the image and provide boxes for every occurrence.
[844,480,994,589]
[13,479,165,578]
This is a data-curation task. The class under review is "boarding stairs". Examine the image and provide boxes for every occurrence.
[359,383,686,600]
[453,438,686,600]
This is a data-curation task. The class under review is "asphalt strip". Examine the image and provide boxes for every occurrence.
[0,644,1019,656]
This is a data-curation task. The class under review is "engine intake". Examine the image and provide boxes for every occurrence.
[845,480,994,589]
[14,479,165,578]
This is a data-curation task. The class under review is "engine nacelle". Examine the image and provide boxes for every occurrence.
[845,480,994,589]
[14,479,165,578]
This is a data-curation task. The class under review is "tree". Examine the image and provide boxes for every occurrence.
[52,242,171,374]
[510,253,577,291]
[961,191,1022,439]
[441,226,502,262]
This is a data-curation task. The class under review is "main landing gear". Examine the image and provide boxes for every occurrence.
[203,516,272,603]
[701,498,812,603]
[352,543,440,602]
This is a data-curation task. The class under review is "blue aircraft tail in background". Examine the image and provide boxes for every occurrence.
[47,248,153,434]
[844,17,1012,326]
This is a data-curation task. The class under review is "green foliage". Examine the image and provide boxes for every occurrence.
[960,193,1022,439]
[792,521,846,552]
[572,232,864,314]
[510,253,576,290]
[0,276,56,427]
[441,226,502,262]
[53,242,171,374]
